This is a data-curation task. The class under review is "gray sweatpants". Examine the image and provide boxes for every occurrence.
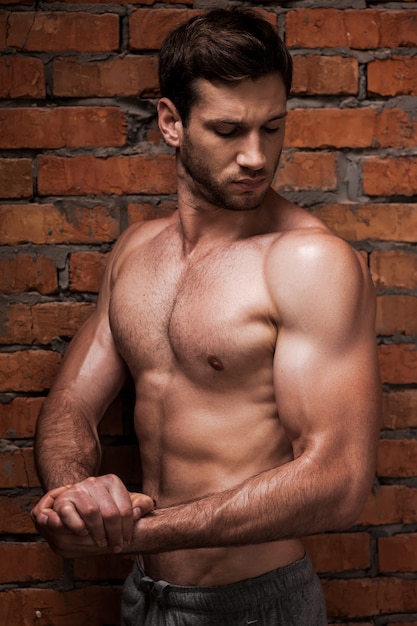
[121,553,328,625]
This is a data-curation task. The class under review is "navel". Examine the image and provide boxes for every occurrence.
[207,355,225,371]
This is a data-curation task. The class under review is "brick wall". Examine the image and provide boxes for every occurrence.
[0,1,416,624]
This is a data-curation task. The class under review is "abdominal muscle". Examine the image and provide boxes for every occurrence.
[133,371,305,586]
[140,541,305,587]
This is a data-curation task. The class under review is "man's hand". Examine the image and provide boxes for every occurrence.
[31,473,154,555]
[31,513,107,559]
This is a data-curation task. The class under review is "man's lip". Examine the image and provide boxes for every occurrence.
[234,177,266,188]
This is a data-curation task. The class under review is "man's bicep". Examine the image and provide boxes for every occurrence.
[274,328,380,456]
[274,327,380,526]
[272,261,382,528]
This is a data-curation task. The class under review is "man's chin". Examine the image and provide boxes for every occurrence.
[224,188,269,212]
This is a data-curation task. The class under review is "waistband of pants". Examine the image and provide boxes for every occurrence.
[133,552,315,612]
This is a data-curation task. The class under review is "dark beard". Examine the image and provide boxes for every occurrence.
[180,136,272,212]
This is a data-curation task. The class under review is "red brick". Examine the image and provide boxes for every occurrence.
[368,57,417,96]
[69,252,110,293]
[0,107,126,149]
[0,56,45,98]
[53,56,159,98]
[0,586,122,626]
[1,12,119,52]
[377,439,417,477]
[286,9,417,49]
[130,8,204,51]
[34,302,94,342]
[286,109,375,149]
[287,108,417,149]
[370,250,417,290]
[378,11,417,46]
[0,396,44,438]
[0,446,39,487]
[312,204,417,242]
[0,543,63,583]
[0,494,39,533]
[359,485,417,525]
[375,108,417,148]
[274,151,338,192]
[0,302,95,345]
[292,55,358,95]
[0,255,58,295]
[304,533,370,573]
[363,157,417,197]
[382,389,417,430]
[377,295,417,336]
[73,552,134,581]
[128,200,177,224]
[0,203,120,245]
[0,350,62,392]
[379,344,417,385]
[379,533,417,572]
[38,154,177,196]
[0,304,32,345]
[323,577,417,618]
[0,158,32,199]
[130,9,201,50]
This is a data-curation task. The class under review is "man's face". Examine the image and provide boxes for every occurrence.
[178,73,287,212]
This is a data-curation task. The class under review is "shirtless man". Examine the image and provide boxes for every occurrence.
[31,9,381,625]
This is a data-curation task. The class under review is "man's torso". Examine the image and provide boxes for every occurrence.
[108,203,325,585]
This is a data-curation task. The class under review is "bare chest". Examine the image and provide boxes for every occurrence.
[109,241,276,383]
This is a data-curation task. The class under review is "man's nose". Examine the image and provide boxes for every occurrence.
[236,133,267,171]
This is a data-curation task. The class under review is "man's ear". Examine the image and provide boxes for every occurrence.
[158,98,183,147]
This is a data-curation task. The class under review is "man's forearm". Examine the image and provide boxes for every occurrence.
[129,457,364,554]
[35,393,101,491]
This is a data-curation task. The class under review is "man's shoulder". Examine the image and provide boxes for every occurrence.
[267,201,360,269]
[121,212,177,247]
[265,204,369,310]
[108,212,177,280]
[114,212,176,256]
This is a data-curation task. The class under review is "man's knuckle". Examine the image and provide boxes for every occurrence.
[56,501,72,515]
[104,473,119,485]
[83,503,99,519]
[84,476,98,488]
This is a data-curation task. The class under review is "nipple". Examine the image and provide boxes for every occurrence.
[207,355,225,371]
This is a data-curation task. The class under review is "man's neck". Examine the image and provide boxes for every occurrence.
[175,188,276,257]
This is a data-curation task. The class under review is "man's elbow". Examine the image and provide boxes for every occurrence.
[331,475,374,530]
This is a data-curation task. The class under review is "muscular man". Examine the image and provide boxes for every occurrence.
[32,9,381,625]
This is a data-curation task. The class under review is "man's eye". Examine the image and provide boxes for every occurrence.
[263,126,280,134]
[214,127,239,137]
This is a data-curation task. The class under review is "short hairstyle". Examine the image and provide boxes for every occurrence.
[158,8,293,126]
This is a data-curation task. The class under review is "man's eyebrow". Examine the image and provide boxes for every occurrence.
[268,112,288,121]
[204,112,287,126]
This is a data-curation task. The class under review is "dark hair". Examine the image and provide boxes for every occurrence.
[158,8,292,126]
